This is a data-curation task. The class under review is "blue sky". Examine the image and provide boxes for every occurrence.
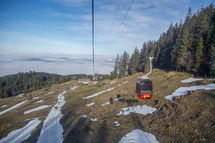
[0,0,214,76]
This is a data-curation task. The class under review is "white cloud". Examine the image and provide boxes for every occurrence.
[1,0,213,77]
[51,0,90,6]
[0,31,91,54]
[0,53,115,77]
[1,0,212,57]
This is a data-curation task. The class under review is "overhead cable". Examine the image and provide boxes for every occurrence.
[92,0,95,72]
[141,25,215,62]
[105,0,135,56]
[103,0,122,50]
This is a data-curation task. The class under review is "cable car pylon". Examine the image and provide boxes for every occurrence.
[136,57,153,99]
[142,57,153,79]
[92,0,95,82]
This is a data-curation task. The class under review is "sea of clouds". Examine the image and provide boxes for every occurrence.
[0,53,115,77]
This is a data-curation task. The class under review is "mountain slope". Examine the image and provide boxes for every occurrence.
[61,69,215,143]
[0,69,215,142]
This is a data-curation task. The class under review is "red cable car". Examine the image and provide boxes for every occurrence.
[136,78,153,99]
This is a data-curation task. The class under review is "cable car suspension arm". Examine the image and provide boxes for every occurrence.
[141,57,153,79]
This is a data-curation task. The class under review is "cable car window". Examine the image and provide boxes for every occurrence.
[140,81,152,93]
[136,82,139,93]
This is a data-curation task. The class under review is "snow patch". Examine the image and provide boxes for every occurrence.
[114,121,120,127]
[35,100,44,104]
[1,105,7,108]
[0,118,41,143]
[17,94,24,97]
[101,97,123,106]
[101,97,122,107]
[91,118,98,122]
[101,101,110,107]
[110,81,116,84]
[83,87,115,99]
[70,86,79,90]
[81,114,88,118]
[117,105,157,116]
[117,81,128,87]
[46,91,54,95]
[79,81,89,84]
[24,105,50,114]
[33,97,40,99]
[118,129,159,143]
[0,100,28,116]
[123,81,128,84]
[86,102,95,107]
[114,97,123,101]
[165,83,215,100]
[208,78,215,81]
[181,78,203,83]
[37,91,67,143]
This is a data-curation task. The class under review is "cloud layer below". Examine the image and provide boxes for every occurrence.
[0,53,114,77]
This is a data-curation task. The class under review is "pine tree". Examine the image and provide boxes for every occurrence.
[137,43,147,72]
[118,51,130,78]
[112,4,215,76]
[176,31,189,71]
[193,36,204,73]
[118,54,123,78]
[171,20,183,70]
[209,34,215,75]
[110,71,115,80]
[112,54,120,78]
[174,8,193,71]
[128,47,140,75]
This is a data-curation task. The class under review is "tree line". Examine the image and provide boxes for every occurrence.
[110,4,215,79]
[0,72,86,98]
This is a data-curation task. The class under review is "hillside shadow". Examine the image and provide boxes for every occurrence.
[119,94,149,133]
[65,119,110,143]
[130,113,145,130]
[116,94,144,131]
[94,120,109,143]
[204,91,215,99]
[117,94,139,106]
[64,117,91,143]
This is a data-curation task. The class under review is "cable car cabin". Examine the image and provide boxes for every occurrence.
[136,78,153,99]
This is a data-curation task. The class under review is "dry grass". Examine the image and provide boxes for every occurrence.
[61,69,215,143]
[1,69,215,143]
[0,80,77,141]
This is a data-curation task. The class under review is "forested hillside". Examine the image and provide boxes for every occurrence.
[111,4,215,79]
[0,72,86,98]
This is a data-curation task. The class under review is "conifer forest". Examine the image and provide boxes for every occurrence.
[110,4,215,79]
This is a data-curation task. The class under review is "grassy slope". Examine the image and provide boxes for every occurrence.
[0,69,214,143]
[61,69,215,143]
[0,80,77,142]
